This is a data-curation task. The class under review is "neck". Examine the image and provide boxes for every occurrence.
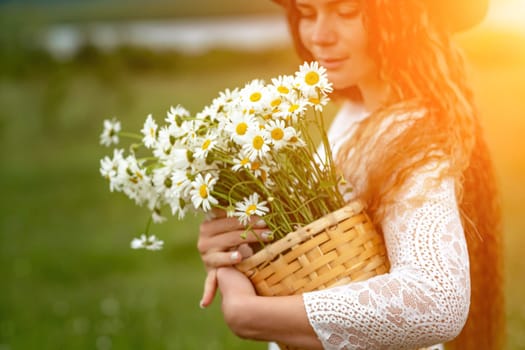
[357,74,390,113]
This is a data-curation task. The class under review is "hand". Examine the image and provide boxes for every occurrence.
[197,209,270,307]
[216,267,257,337]
[216,267,319,348]
[217,266,256,308]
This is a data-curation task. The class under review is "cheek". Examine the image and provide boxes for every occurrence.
[298,23,313,50]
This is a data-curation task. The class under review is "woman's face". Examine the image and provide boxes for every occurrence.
[296,0,378,90]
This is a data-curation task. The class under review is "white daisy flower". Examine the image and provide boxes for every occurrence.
[276,95,309,123]
[242,129,271,161]
[295,61,333,96]
[285,128,307,148]
[100,149,125,192]
[194,132,218,160]
[265,119,295,150]
[212,88,240,117]
[119,155,153,206]
[166,105,190,125]
[141,114,158,148]
[190,173,219,212]
[224,110,257,145]
[231,154,251,172]
[271,75,296,97]
[196,104,220,123]
[163,147,190,170]
[240,79,270,114]
[234,192,269,226]
[164,171,191,220]
[153,125,176,161]
[100,118,121,147]
[152,166,174,196]
[131,234,164,251]
[307,92,330,112]
[152,209,167,224]
[170,169,192,198]
[169,197,188,220]
[187,156,218,175]
[248,160,274,186]
[215,88,240,107]
[180,119,203,147]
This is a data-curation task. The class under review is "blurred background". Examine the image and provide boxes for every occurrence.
[0,0,524,349]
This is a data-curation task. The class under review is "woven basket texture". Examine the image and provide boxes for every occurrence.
[235,200,390,350]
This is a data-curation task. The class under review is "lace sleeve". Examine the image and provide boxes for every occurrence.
[302,162,471,350]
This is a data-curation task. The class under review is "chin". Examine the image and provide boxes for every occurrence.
[329,78,354,91]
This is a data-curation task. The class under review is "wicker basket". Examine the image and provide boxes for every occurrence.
[235,199,390,349]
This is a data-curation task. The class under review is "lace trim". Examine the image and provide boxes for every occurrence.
[302,106,470,349]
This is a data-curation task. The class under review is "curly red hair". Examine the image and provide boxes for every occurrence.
[284,0,505,348]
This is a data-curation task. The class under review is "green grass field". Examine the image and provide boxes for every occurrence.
[1,29,524,349]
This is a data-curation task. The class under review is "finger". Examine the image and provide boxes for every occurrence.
[200,217,244,237]
[200,216,267,238]
[206,208,227,220]
[238,243,254,259]
[202,250,243,268]
[199,229,273,254]
[200,269,218,308]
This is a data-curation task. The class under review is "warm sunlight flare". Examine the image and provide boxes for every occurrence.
[486,0,525,30]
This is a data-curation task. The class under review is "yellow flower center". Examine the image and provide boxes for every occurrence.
[271,128,284,141]
[250,92,262,102]
[289,104,299,113]
[252,135,264,150]
[305,71,320,86]
[241,157,250,166]
[271,98,281,107]
[202,139,211,150]
[309,97,320,105]
[236,122,248,135]
[277,85,289,94]
[251,161,261,171]
[245,204,257,215]
[199,185,208,198]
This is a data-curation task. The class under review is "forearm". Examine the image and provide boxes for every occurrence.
[224,294,323,349]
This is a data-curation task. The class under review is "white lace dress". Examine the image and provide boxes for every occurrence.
[271,101,470,350]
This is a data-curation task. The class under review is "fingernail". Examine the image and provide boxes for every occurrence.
[230,251,241,261]
[199,301,206,309]
[261,231,273,241]
[254,219,266,228]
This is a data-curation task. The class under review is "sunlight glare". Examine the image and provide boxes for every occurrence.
[486,0,525,31]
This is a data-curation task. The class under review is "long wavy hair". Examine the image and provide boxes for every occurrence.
[283,0,505,348]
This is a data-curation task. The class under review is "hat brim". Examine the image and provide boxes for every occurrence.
[270,0,489,32]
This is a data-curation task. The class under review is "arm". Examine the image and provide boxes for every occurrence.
[216,267,323,349]
[217,162,470,349]
[303,163,471,349]
[197,210,271,307]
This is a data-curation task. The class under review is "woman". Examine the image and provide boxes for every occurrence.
[197,0,505,349]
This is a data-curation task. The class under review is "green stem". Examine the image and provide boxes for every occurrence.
[119,132,143,140]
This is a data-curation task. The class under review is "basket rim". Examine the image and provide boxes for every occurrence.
[236,199,365,272]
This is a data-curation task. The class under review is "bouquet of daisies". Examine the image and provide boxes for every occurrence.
[99,62,348,250]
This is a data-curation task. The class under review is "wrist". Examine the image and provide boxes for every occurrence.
[222,294,261,339]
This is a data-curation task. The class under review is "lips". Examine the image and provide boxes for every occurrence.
[317,57,349,70]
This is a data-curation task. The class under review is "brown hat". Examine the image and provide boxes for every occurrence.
[270,0,489,32]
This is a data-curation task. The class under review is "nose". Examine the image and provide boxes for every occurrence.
[310,14,337,46]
